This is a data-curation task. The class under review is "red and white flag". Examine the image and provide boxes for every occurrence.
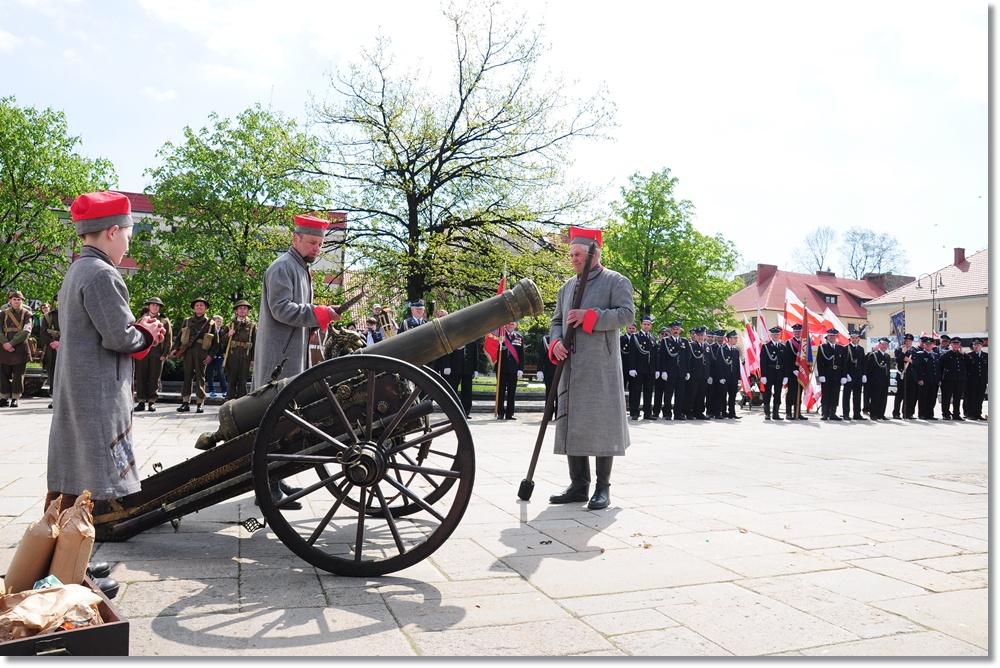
[820,307,850,345]
[743,316,761,376]
[483,274,507,364]
[739,356,753,395]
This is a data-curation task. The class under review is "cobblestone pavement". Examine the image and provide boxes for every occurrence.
[0,397,988,656]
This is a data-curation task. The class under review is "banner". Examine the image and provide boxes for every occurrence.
[890,309,906,347]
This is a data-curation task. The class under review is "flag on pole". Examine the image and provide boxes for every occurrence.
[796,307,813,388]
[755,308,769,350]
[743,316,761,376]
[890,309,906,347]
[483,274,507,364]
[821,307,851,345]
[739,356,753,395]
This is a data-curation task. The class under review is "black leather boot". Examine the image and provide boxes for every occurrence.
[94,577,120,600]
[587,485,610,510]
[256,480,303,510]
[177,402,190,412]
[87,561,111,579]
[548,482,590,504]
[136,402,146,412]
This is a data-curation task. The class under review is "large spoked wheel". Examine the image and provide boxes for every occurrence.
[251,354,475,577]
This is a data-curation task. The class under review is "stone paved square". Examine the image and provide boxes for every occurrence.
[0,397,988,656]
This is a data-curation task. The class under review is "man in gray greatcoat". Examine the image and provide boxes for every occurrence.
[46,191,165,507]
[547,226,635,511]
[253,213,341,508]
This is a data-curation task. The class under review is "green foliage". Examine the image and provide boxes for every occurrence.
[603,168,742,331]
[0,97,115,301]
[131,105,330,321]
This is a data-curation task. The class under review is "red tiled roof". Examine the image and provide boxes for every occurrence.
[118,191,155,213]
[727,267,889,319]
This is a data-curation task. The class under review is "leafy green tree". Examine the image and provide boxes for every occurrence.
[132,105,331,320]
[0,97,115,301]
[312,2,613,303]
[603,168,742,329]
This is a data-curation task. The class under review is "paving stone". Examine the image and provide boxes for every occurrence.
[94,532,239,562]
[502,544,739,598]
[0,496,39,518]
[428,537,520,580]
[658,529,796,561]
[110,558,238,582]
[784,534,870,550]
[118,578,240,618]
[612,627,732,655]
[580,608,679,636]
[848,557,976,593]
[871,538,965,561]
[793,567,929,602]
[713,550,845,577]
[800,631,985,656]
[558,586,695,617]
[532,522,635,552]
[317,558,448,590]
[409,618,614,655]
[471,526,578,558]
[874,589,988,649]
[951,569,988,588]
[912,553,988,573]
[386,590,568,632]
[650,582,857,655]
[909,527,989,552]
[377,576,537,601]
[239,568,326,610]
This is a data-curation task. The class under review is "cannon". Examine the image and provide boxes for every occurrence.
[91,279,544,577]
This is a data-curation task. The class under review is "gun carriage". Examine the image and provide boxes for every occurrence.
[91,279,543,577]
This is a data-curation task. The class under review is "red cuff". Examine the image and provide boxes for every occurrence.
[313,306,335,331]
[131,342,155,360]
[547,337,561,365]
[581,308,599,335]
[130,321,156,360]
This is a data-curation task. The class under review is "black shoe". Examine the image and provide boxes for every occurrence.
[821,416,829,421]
[854,415,866,420]
[0,398,7,407]
[48,403,53,409]
[797,415,808,420]
[136,402,146,412]
[9,399,17,408]
[177,402,190,412]
[87,561,111,579]
[646,415,657,421]
[695,415,708,420]
[842,415,852,421]
[587,485,610,510]
[729,413,741,419]
[764,413,771,420]
[926,416,938,421]
[662,415,672,421]
[148,404,156,412]
[674,415,686,421]
[942,414,952,420]
[953,415,965,421]
[829,415,842,421]
[94,577,120,600]
[196,404,205,413]
[772,413,783,420]
[549,483,590,504]
[279,480,303,496]
[256,482,303,511]
[505,415,516,420]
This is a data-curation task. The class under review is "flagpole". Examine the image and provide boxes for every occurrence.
[494,264,508,418]
[796,297,806,419]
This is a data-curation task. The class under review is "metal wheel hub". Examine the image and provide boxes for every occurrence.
[342,442,386,487]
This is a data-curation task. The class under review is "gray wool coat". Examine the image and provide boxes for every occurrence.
[47,246,152,499]
[550,266,635,456]
[253,248,321,390]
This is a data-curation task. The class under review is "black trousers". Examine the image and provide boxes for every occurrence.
[0,362,26,398]
[687,378,706,417]
[842,379,863,417]
[459,373,474,416]
[785,379,803,416]
[762,376,783,416]
[917,381,938,418]
[964,382,986,418]
[893,377,918,417]
[498,373,518,418]
[653,376,668,417]
[567,455,613,488]
[672,373,686,418]
[865,382,889,419]
[725,382,738,416]
[707,381,723,416]
[628,372,654,417]
[940,380,964,418]
[542,372,558,418]
[820,379,841,418]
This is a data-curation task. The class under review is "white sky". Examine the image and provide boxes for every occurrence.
[1,0,988,278]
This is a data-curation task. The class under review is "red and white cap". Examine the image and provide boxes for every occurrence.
[293,214,330,236]
[70,191,133,235]
[568,225,602,248]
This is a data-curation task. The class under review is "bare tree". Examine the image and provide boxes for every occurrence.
[838,227,907,279]
[792,226,838,273]
[309,2,614,302]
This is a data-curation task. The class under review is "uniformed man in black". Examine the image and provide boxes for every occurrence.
[652,326,670,419]
[760,326,785,420]
[939,337,968,420]
[705,329,723,418]
[397,299,427,333]
[686,326,710,419]
[913,335,940,419]
[459,337,483,419]
[841,332,866,420]
[496,321,523,420]
[892,333,917,419]
[783,324,807,420]
[721,331,741,419]
[663,321,689,420]
[963,338,988,420]
[620,322,635,391]
[816,329,844,421]
[864,337,892,420]
[627,315,656,420]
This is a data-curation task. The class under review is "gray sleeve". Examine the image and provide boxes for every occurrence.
[591,274,635,331]
[82,269,149,353]
[266,262,319,329]
[549,283,565,342]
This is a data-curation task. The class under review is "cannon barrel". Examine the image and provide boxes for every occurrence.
[200,278,543,446]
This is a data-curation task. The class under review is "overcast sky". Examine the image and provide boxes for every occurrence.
[1,0,988,278]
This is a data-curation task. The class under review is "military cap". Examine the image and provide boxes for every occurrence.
[768,326,782,334]
[233,299,252,309]
[726,330,738,338]
[144,296,164,306]
[972,338,983,345]
[191,297,210,309]
[669,320,682,327]
[825,328,839,336]
[409,299,425,308]
[641,315,654,323]
[7,290,24,300]
[850,331,861,338]
[659,327,669,333]
[878,337,890,343]
[950,337,962,344]
[920,335,933,343]
[69,191,133,235]
[903,333,914,341]
[941,333,951,339]
[568,225,603,248]
[791,324,803,332]
[293,214,330,237]
[372,303,383,310]
[691,326,703,334]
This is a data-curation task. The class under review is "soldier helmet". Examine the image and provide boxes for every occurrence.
[191,297,210,309]
[144,296,164,306]
[659,326,669,334]
[233,299,252,309]
[726,330,738,338]
[7,290,24,300]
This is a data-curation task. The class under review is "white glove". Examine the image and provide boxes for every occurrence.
[720,378,726,385]
[654,371,660,379]
[846,374,852,382]
[663,372,667,380]
[819,376,826,383]
[707,377,713,385]
[473,371,479,378]
[759,377,766,385]
[517,370,523,379]
[685,373,690,380]
[862,374,867,383]
[443,368,451,376]
[628,369,637,378]
[840,377,848,385]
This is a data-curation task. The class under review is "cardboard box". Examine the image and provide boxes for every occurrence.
[0,575,128,656]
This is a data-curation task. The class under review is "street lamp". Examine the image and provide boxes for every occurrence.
[915,271,945,333]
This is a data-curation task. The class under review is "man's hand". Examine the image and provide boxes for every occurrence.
[840,377,848,385]
[918,380,925,386]
[228,327,235,338]
[707,377,713,385]
[551,339,568,361]
[720,378,726,385]
[50,341,59,350]
[628,369,637,378]
[565,309,588,328]
[862,374,867,383]
[819,376,826,383]
[517,370,523,379]
[443,368,451,376]
[685,373,690,381]
[473,371,480,378]
[759,376,766,385]
[160,355,166,361]
[203,355,212,366]
[846,374,852,383]
[654,371,660,380]
[2,342,13,353]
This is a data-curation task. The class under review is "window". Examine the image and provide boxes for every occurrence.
[824,295,837,304]
[937,310,948,333]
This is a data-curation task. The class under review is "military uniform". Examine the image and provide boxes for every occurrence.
[686,328,710,419]
[719,333,741,418]
[816,333,845,420]
[652,329,670,418]
[892,338,918,418]
[397,300,427,334]
[496,328,523,420]
[939,341,968,420]
[460,338,483,418]
[37,306,60,400]
[782,330,806,419]
[841,339,866,419]
[134,297,173,411]
[0,292,32,406]
[963,343,988,420]
[912,338,940,419]
[619,330,631,391]
[224,300,256,401]
[863,342,892,420]
[627,321,656,420]
[760,329,786,420]
[657,324,689,420]
[172,299,220,412]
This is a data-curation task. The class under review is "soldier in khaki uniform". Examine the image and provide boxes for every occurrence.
[224,299,256,400]
[0,290,33,407]
[36,298,60,408]
[171,297,219,413]
[135,296,173,412]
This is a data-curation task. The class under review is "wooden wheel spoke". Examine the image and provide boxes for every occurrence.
[388,460,462,480]
[388,423,456,456]
[277,470,345,508]
[365,370,375,442]
[374,486,406,555]
[382,476,446,522]
[318,379,359,445]
[281,409,349,453]
[354,487,367,562]
[376,385,423,447]
[307,480,352,546]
